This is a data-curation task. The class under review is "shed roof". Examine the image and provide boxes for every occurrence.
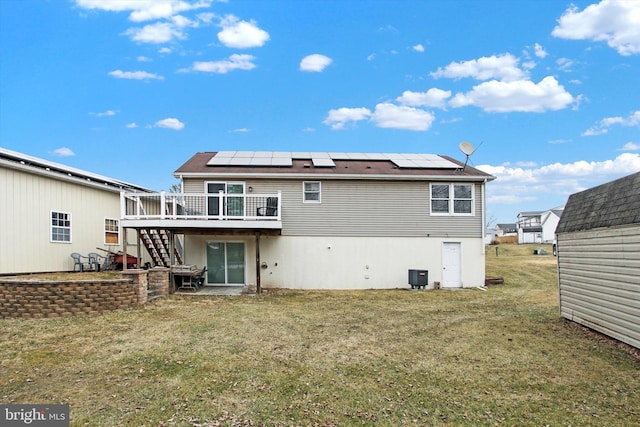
[0,147,152,193]
[174,151,495,181]
[556,171,640,234]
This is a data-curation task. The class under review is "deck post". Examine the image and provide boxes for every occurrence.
[122,228,128,271]
[255,231,261,294]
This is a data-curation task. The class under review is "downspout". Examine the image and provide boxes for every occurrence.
[255,231,261,294]
[481,178,487,255]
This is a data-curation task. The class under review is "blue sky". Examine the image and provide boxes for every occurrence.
[1,0,639,224]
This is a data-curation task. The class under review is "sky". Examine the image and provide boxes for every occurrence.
[1,0,639,224]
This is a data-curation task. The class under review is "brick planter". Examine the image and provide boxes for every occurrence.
[0,269,170,319]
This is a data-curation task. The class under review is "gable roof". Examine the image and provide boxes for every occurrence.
[0,147,152,193]
[174,151,495,181]
[556,171,640,234]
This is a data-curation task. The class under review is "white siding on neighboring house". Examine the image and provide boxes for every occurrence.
[0,151,151,275]
[557,226,640,349]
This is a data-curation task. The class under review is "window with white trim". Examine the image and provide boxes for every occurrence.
[303,181,321,203]
[105,218,120,245]
[430,183,474,215]
[51,211,71,243]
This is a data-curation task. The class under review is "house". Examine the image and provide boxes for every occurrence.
[0,147,152,275]
[495,223,517,236]
[120,151,495,291]
[556,171,640,349]
[517,207,563,244]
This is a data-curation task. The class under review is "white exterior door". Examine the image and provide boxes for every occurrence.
[442,242,462,288]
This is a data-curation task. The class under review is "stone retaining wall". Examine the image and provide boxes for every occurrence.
[0,267,170,319]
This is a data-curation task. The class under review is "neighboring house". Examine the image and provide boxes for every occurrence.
[120,151,495,291]
[556,172,640,350]
[517,207,564,244]
[495,223,517,236]
[0,147,152,275]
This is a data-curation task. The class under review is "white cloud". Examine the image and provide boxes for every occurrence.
[124,22,185,44]
[74,0,212,22]
[231,128,250,133]
[396,88,451,108]
[91,109,117,117]
[155,117,185,130]
[582,110,640,136]
[191,54,256,73]
[299,54,332,72]
[109,70,164,80]
[137,55,152,62]
[478,153,640,205]
[533,43,548,58]
[52,147,75,157]
[412,44,425,52]
[371,103,435,131]
[620,142,640,151]
[323,107,371,130]
[126,123,138,129]
[556,57,574,72]
[431,53,527,82]
[159,47,172,54]
[552,0,640,56]
[217,14,269,48]
[449,76,575,113]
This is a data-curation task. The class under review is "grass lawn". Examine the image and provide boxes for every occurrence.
[1,244,638,426]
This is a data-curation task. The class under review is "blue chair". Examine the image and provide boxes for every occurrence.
[70,253,91,272]
[88,252,108,271]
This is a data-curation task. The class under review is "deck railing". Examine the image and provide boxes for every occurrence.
[120,191,281,221]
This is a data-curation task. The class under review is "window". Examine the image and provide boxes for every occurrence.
[303,181,321,203]
[105,218,119,245]
[430,184,473,215]
[51,211,71,243]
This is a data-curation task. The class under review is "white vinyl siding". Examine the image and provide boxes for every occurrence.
[558,226,640,349]
[0,165,127,274]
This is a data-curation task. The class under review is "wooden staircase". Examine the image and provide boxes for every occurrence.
[140,229,183,267]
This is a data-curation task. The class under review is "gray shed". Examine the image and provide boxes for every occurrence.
[556,171,640,349]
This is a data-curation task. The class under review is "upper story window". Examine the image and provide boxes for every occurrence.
[430,183,474,216]
[105,218,120,245]
[51,211,71,243]
[303,181,321,203]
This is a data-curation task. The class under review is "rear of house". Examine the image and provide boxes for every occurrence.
[121,151,495,291]
[0,148,151,275]
[556,172,640,349]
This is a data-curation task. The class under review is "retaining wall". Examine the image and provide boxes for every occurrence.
[0,267,170,319]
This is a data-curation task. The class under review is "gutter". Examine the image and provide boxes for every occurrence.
[173,171,495,182]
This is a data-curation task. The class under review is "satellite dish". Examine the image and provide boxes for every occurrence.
[458,141,477,172]
[459,141,476,156]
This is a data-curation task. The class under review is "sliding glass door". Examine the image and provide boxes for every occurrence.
[206,182,245,217]
[206,242,245,285]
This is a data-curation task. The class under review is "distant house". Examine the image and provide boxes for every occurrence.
[556,172,640,349]
[0,148,151,275]
[120,151,495,291]
[495,223,517,236]
[517,207,564,244]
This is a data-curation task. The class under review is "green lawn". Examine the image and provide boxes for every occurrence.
[1,244,638,426]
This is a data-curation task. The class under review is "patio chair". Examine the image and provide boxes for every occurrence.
[70,253,91,272]
[257,197,278,216]
[88,252,108,272]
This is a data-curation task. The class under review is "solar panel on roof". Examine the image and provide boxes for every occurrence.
[312,157,336,167]
[206,150,459,169]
